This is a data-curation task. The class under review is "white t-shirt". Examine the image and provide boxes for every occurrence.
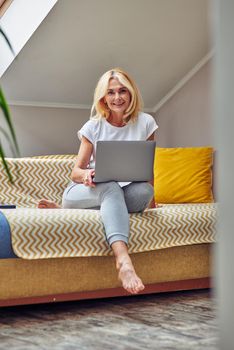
[77,112,158,186]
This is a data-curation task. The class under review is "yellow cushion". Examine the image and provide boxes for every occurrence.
[154,147,214,203]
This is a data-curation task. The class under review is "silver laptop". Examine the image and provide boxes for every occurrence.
[93,140,156,183]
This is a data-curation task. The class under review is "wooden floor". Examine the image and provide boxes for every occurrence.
[0,289,218,350]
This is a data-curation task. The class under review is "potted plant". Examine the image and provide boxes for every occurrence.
[0,27,20,182]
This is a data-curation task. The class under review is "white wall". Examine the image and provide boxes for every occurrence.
[1,60,213,157]
[154,60,213,147]
[0,105,90,156]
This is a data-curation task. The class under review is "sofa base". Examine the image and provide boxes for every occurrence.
[0,277,211,307]
[0,243,213,307]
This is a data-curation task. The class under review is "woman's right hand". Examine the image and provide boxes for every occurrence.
[83,169,96,187]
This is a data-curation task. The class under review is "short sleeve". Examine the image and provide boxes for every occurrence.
[145,113,158,139]
[77,120,96,144]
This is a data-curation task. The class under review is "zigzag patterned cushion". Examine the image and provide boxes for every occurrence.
[0,157,76,207]
[31,155,77,159]
[1,204,216,260]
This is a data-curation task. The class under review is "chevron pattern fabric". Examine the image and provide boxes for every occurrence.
[2,204,216,260]
[0,157,76,207]
[31,155,77,159]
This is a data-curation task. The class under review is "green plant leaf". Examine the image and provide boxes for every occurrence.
[0,87,20,156]
[0,27,15,55]
[0,142,13,183]
[0,126,18,157]
[0,26,19,182]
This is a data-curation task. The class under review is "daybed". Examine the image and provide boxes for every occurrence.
[0,148,216,307]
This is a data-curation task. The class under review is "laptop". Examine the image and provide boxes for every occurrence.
[93,140,156,183]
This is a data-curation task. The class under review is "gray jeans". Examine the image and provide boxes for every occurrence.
[62,181,154,246]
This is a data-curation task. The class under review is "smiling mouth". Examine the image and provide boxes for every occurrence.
[113,102,125,106]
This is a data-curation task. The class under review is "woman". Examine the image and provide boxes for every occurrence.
[38,68,158,294]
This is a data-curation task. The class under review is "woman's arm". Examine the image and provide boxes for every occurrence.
[147,132,156,208]
[71,136,95,187]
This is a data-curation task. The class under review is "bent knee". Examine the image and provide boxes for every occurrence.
[125,182,154,213]
[138,182,154,200]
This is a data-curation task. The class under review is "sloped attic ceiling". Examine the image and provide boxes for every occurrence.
[1,0,211,111]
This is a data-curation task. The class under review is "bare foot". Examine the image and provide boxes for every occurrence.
[37,199,60,209]
[117,260,145,294]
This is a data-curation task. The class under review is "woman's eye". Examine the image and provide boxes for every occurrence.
[120,89,127,94]
[107,91,113,95]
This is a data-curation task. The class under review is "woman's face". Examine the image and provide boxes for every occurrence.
[104,78,131,116]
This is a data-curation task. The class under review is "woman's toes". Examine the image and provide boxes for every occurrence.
[37,199,60,209]
[38,202,45,208]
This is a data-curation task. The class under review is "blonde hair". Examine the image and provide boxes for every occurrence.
[90,68,143,123]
